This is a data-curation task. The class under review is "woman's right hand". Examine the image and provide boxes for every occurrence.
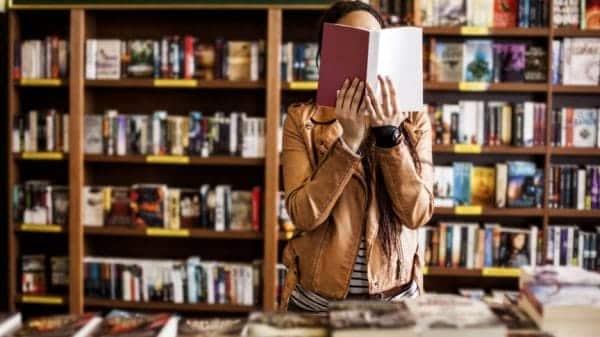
[335,78,366,152]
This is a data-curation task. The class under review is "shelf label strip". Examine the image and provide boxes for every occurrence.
[20,224,63,233]
[20,79,63,86]
[21,152,64,160]
[482,267,521,277]
[288,81,318,90]
[454,144,482,153]
[422,267,429,275]
[21,295,64,305]
[458,82,489,92]
[454,206,483,215]
[146,228,190,237]
[146,155,190,164]
[460,26,489,36]
[153,79,197,87]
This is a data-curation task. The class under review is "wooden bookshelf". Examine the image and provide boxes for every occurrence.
[5,1,600,317]
[553,28,600,37]
[84,298,257,313]
[84,226,263,240]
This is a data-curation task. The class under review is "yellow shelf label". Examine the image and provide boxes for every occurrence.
[454,144,482,153]
[146,228,190,237]
[458,82,489,92]
[20,78,63,86]
[288,81,318,90]
[482,267,520,277]
[146,155,190,164]
[153,79,197,87]
[21,295,64,305]
[422,267,429,275]
[454,206,483,215]
[460,26,489,36]
[20,224,62,233]
[21,152,64,160]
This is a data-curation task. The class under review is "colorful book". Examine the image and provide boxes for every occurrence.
[435,42,463,82]
[471,166,496,207]
[17,314,102,337]
[506,161,537,208]
[463,40,493,82]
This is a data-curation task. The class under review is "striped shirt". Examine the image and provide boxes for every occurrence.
[289,236,419,312]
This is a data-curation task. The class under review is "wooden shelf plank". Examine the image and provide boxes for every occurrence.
[434,207,544,217]
[552,85,600,94]
[433,144,547,155]
[84,298,256,313]
[553,28,600,37]
[425,82,547,92]
[10,3,331,10]
[547,209,600,218]
[423,27,549,37]
[423,267,520,278]
[84,226,262,240]
[85,79,265,89]
[16,294,67,305]
[551,147,600,156]
[84,154,264,166]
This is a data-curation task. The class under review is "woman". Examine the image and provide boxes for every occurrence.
[280,1,434,312]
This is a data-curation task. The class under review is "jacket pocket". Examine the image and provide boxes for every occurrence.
[279,242,299,311]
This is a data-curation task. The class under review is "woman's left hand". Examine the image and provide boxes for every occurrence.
[365,75,409,127]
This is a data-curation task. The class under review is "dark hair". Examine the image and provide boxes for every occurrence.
[317,1,422,261]
[317,1,384,62]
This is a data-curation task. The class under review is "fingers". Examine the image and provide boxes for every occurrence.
[366,82,384,123]
[385,76,399,115]
[342,78,360,111]
[378,75,391,116]
[350,81,365,114]
[335,78,350,112]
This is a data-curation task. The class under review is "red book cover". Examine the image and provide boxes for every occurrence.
[493,0,518,28]
[184,35,194,79]
[51,36,60,79]
[566,107,574,147]
[251,186,261,232]
[316,23,370,107]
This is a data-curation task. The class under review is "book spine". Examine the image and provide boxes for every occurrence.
[439,223,447,267]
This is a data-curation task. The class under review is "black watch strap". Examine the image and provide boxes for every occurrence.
[372,126,402,148]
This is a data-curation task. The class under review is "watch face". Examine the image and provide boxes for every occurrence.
[392,128,401,142]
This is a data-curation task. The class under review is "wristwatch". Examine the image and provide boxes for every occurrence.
[372,125,402,148]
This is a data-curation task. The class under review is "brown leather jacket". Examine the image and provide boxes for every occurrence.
[279,103,434,310]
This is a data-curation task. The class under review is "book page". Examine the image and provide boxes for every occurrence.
[375,27,423,113]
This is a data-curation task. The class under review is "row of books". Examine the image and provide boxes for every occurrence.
[83,184,261,231]
[548,165,600,209]
[427,101,547,146]
[12,181,68,226]
[419,223,541,268]
[550,107,600,147]
[552,38,600,85]
[12,109,69,153]
[420,0,550,28]
[546,225,600,270]
[84,110,266,158]
[86,38,264,81]
[434,161,543,208]
[554,0,600,29]
[84,257,260,306]
[21,255,68,295]
[426,39,547,83]
[280,42,318,82]
[14,37,68,80]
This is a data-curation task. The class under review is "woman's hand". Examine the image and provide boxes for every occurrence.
[366,75,409,127]
[336,78,366,152]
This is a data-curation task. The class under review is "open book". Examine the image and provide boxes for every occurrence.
[316,23,423,112]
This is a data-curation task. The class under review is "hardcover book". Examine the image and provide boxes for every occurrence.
[50,186,69,226]
[105,187,131,227]
[245,312,328,337]
[573,109,598,147]
[453,162,473,206]
[230,191,253,231]
[130,184,168,228]
[83,186,105,227]
[435,42,463,82]
[524,45,547,82]
[492,43,525,82]
[493,0,518,27]
[471,166,496,207]
[437,0,467,26]
[497,227,531,267]
[127,40,154,78]
[562,38,600,85]
[586,0,600,29]
[506,161,537,208]
[177,318,246,337]
[180,188,200,229]
[84,115,103,154]
[94,39,121,80]
[227,41,252,81]
[17,314,102,337]
[329,301,416,337]
[463,40,493,82]
[92,310,177,337]
[316,23,422,112]
[434,166,454,207]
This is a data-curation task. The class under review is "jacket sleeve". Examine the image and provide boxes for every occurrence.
[375,111,434,229]
[282,107,362,232]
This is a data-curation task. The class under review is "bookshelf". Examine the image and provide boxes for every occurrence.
[5,0,600,316]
